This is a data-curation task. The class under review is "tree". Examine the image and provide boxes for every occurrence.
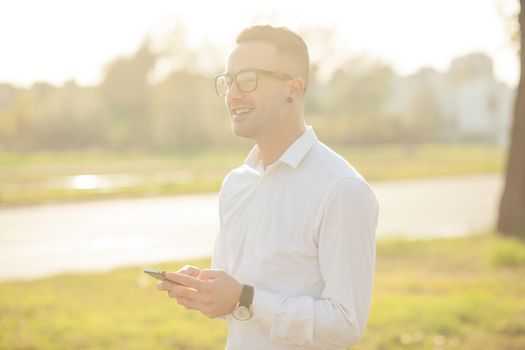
[498,0,525,237]
[100,39,157,149]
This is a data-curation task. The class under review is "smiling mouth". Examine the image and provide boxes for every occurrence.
[231,107,255,117]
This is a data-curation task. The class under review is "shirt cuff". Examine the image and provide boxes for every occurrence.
[251,288,284,328]
[214,313,233,321]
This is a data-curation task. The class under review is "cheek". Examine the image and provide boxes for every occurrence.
[265,91,288,115]
[260,87,287,108]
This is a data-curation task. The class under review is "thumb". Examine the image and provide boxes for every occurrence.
[179,265,201,278]
[198,269,223,281]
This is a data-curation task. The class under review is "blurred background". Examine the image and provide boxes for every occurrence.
[1,0,524,349]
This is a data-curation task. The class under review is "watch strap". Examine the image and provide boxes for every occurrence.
[238,284,254,308]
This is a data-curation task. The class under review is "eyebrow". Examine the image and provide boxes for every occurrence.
[223,68,294,78]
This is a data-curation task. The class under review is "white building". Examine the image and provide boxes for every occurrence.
[388,53,515,144]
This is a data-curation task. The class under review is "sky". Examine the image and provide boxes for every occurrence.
[0,0,520,88]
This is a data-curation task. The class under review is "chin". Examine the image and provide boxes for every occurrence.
[232,122,257,139]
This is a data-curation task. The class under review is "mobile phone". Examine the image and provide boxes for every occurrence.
[144,268,167,281]
[144,268,182,284]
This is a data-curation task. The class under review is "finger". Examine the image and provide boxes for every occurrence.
[169,285,209,303]
[167,285,193,299]
[179,265,202,278]
[157,279,182,291]
[168,289,183,299]
[176,297,187,306]
[157,280,179,291]
[171,295,197,310]
[168,287,198,301]
[180,297,198,310]
[166,272,209,291]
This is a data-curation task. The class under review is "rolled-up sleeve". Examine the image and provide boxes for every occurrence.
[250,177,379,348]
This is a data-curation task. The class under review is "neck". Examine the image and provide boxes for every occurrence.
[256,119,307,167]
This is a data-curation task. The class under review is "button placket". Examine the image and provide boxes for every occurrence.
[227,172,266,276]
[243,174,267,259]
[247,173,275,277]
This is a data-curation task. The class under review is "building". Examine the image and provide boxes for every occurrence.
[388,53,514,144]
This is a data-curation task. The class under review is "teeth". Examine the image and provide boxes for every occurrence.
[233,108,253,115]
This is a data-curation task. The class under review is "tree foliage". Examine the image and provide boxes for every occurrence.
[0,31,510,152]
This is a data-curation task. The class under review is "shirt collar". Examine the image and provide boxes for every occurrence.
[244,126,318,170]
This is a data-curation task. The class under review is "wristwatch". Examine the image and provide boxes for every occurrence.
[232,284,254,321]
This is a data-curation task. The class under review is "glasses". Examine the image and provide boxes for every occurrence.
[215,69,294,96]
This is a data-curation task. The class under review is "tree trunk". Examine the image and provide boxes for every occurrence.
[497,0,525,237]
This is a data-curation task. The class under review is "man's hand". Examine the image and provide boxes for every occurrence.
[157,265,201,306]
[157,267,243,319]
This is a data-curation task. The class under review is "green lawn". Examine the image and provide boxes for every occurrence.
[0,143,505,206]
[1,233,524,350]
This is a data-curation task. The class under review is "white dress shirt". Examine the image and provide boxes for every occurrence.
[212,127,379,349]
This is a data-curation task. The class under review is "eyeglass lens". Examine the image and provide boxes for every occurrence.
[216,71,258,96]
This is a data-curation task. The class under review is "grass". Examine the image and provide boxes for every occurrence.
[362,233,525,350]
[0,143,505,206]
[0,233,524,349]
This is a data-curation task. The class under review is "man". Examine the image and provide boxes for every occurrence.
[157,25,379,349]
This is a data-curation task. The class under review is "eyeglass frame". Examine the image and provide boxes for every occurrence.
[214,68,295,97]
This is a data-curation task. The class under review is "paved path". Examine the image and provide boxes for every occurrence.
[0,174,503,281]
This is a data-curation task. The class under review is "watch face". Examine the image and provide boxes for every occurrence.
[232,306,253,321]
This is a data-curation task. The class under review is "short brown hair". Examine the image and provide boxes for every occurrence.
[236,25,310,90]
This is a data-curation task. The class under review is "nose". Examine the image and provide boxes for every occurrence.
[226,82,243,103]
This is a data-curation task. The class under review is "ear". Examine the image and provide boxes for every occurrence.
[288,79,305,99]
